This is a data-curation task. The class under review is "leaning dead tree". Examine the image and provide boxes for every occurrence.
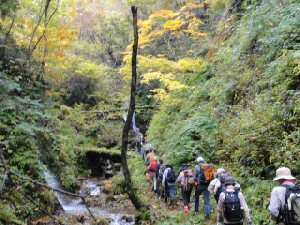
[120,6,145,210]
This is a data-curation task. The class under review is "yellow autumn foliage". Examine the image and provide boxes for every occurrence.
[121,55,204,101]
[149,10,179,21]
[121,55,204,80]
[163,19,184,31]
[137,2,208,52]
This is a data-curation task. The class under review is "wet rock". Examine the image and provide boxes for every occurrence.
[121,215,134,223]
[29,216,60,225]
[93,218,111,225]
[76,215,86,223]
[85,195,106,208]
[105,194,116,203]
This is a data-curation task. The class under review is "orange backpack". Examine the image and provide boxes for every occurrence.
[201,164,215,183]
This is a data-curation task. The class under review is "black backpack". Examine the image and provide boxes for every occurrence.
[282,185,300,225]
[158,165,166,180]
[195,164,206,184]
[224,191,244,223]
[166,168,176,183]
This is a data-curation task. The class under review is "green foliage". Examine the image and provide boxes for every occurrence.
[1,0,299,224]
[0,0,18,17]
[0,43,58,223]
[149,0,300,177]
[145,0,299,223]
[0,204,24,225]
[109,175,126,195]
[241,177,274,225]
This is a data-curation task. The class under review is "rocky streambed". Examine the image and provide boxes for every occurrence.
[32,171,136,225]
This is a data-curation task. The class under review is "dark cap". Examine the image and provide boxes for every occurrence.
[225,176,236,186]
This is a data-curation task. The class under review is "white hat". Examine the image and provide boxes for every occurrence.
[273,167,296,181]
[196,156,205,163]
[216,168,226,175]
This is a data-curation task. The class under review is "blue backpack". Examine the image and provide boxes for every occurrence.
[195,164,206,184]
[166,168,176,183]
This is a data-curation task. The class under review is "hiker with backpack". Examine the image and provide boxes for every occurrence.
[178,163,189,175]
[147,155,158,192]
[146,148,156,166]
[162,165,177,208]
[209,168,241,203]
[217,176,252,225]
[177,164,194,213]
[194,156,214,218]
[269,167,300,225]
[155,159,165,196]
[208,168,227,202]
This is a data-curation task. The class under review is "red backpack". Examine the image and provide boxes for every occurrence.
[149,159,158,172]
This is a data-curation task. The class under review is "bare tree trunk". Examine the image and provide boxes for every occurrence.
[0,15,16,61]
[121,6,145,210]
[41,0,51,75]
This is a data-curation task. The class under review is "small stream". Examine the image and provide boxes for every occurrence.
[44,171,135,225]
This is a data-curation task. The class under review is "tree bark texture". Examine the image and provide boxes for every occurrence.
[120,6,144,210]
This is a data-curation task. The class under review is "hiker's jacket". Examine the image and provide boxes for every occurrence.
[217,185,251,225]
[269,180,296,220]
[176,170,194,190]
[209,178,222,194]
[194,163,205,186]
[162,167,171,186]
[209,178,241,195]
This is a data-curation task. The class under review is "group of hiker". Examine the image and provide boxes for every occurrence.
[141,148,300,225]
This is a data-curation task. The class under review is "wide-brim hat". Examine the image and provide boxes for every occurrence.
[274,167,296,181]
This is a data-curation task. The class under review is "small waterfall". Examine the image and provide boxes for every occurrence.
[44,170,135,225]
[132,112,139,134]
[44,170,87,214]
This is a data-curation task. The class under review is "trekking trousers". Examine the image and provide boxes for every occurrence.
[164,183,169,203]
[153,175,157,192]
[195,185,211,216]
[181,188,192,206]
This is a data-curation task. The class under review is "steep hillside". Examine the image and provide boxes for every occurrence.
[149,0,300,175]
[145,0,299,223]
[0,38,59,224]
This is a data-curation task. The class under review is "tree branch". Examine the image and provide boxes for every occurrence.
[5,14,16,39]
[28,2,45,54]
[29,0,59,56]
[9,169,84,198]
[81,105,156,114]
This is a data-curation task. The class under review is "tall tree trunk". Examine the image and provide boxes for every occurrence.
[41,0,51,76]
[121,6,144,210]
